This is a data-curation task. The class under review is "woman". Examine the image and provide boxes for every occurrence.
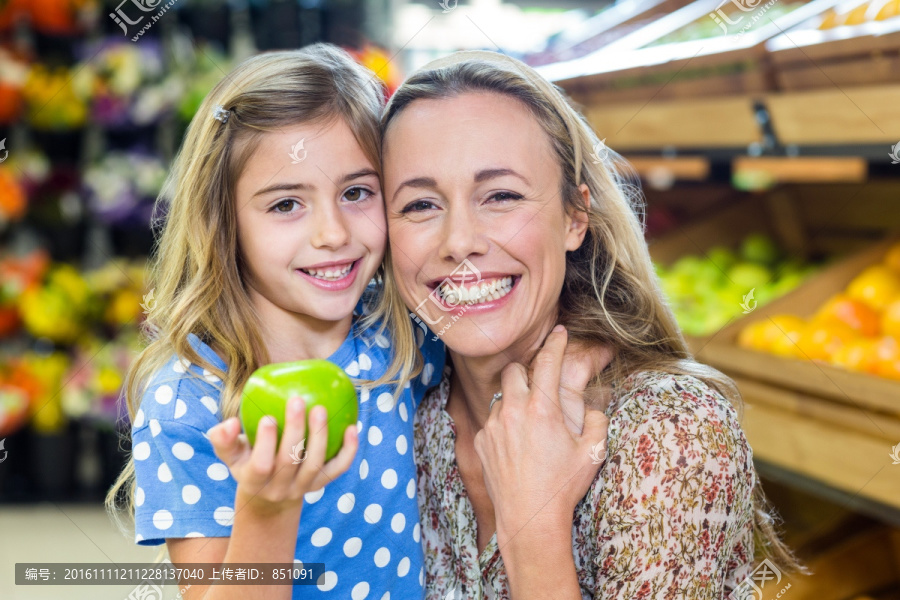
[374,51,800,598]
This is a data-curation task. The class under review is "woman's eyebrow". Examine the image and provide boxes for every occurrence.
[391,168,530,202]
[392,176,438,202]
[474,168,530,185]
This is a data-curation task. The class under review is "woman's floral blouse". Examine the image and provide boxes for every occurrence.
[414,367,757,599]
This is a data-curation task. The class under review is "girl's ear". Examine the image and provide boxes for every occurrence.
[564,183,591,252]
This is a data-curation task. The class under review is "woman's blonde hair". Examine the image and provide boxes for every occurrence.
[374,50,804,573]
[105,44,410,537]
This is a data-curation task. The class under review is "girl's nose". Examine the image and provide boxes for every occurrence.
[311,204,350,250]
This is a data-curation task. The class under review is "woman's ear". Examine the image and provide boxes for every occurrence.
[564,183,591,251]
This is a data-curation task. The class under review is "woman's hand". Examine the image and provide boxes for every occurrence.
[558,338,614,435]
[208,397,358,517]
[473,325,610,543]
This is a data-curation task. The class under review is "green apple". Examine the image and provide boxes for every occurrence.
[240,359,358,461]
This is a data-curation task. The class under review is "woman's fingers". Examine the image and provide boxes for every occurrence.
[530,325,568,401]
[581,409,610,462]
[499,361,529,405]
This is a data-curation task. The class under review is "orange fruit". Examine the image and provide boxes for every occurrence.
[738,315,806,353]
[738,321,768,351]
[881,298,900,338]
[883,242,900,275]
[796,321,859,361]
[830,338,880,373]
[846,265,900,312]
[873,336,900,380]
[767,315,807,357]
[814,293,881,336]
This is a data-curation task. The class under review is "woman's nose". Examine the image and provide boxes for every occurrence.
[310,204,350,250]
[438,203,489,263]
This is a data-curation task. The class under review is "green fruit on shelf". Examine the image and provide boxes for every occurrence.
[728,262,772,290]
[707,246,738,271]
[740,234,780,265]
[240,360,358,462]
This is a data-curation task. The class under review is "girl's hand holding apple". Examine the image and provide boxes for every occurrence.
[208,361,360,517]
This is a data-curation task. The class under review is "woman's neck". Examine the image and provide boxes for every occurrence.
[447,320,556,432]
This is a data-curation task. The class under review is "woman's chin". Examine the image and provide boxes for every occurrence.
[438,323,516,358]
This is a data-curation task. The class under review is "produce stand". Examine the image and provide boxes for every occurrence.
[543,1,900,589]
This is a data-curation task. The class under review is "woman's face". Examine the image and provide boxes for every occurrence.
[384,92,588,359]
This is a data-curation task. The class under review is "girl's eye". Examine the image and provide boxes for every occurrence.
[271,199,300,214]
[400,200,437,213]
[488,191,523,203]
[343,187,373,203]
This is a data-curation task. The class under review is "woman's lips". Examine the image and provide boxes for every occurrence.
[295,259,361,291]
[428,275,519,313]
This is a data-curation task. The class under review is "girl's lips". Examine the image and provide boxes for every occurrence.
[295,259,361,291]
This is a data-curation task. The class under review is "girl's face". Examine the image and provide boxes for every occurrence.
[235,118,386,324]
[383,92,588,358]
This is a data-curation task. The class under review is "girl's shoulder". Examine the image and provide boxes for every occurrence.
[134,333,227,433]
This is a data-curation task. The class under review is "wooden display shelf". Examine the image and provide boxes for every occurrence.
[764,83,900,145]
[545,0,847,105]
[622,155,711,180]
[582,95,762,150]
[767,0,900,91]
[571,81,900,152]
[738,375,899,511]
[733,156,868,183]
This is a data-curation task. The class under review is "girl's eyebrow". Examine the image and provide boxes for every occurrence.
[252,168,376,198]
[337,168,379,184]
[253,182,313,198]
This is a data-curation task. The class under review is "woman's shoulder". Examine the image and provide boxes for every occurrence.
[601,368,754,484]
[610,369,741,429]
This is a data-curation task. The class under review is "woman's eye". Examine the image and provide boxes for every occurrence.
[400,200,436,213]
[271,199,300,214]
[343,187,372,203]
[488,191,523,203]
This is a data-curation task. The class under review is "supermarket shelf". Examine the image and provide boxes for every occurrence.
[757,459,900,530]
[571,82,900,158]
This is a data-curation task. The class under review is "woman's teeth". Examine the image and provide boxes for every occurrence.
[438,276,513,306]
[301,262,354,281]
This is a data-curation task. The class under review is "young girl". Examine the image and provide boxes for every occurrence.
[105,44,444,600]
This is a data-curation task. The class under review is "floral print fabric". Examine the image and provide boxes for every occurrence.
[414,368,756,599]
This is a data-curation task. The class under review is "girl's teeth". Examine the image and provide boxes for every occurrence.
[303,262,354,281]
[439,276,513,306]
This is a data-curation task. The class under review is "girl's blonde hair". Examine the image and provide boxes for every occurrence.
[375,50,804,573]
[105,44,412,536]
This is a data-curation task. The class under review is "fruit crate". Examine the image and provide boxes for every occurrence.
[693,236,900,416]
[647,195,821,347]
[767,0,900,91]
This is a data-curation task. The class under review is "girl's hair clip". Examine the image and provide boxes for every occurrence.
[213,105,230,123]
